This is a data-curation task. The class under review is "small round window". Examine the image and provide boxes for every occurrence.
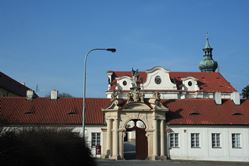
[155,76,161,84]
[188,81,192,86]
[123,80,127,86]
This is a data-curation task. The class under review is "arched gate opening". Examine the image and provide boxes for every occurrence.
[124,119,148,160]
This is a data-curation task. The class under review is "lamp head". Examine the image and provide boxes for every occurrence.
[106,48,116,53]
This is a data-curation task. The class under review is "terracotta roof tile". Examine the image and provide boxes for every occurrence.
[0,97,110,125]
[0,97,248,126]
[164,99,248,125]
[169,72,236,93]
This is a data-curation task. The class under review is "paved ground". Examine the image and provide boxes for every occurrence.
[97,159,248,166]
[124,142,136,160]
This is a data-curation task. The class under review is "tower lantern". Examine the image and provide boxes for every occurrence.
[199,33,218,72]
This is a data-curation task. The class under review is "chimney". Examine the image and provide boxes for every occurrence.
[26,90,34,100]
[231,92,240,105]
[214,92,222,104]
[50,89,58,100]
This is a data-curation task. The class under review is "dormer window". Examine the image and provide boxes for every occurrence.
[116,76,132,91]
[155,75,162,85]
[232,112,242,116]
[181,76,199,91]
[189,112,200,116]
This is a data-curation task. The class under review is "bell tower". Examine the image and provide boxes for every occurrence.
[199,33,218,72]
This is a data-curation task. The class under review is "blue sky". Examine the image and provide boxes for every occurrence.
[0,0,248,97]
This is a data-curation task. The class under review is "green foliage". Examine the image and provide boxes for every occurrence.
[0,116,9,133]
[59,92,73,98]
[44,92,73,98]
[0,128,96,166]
[241,85,249,99]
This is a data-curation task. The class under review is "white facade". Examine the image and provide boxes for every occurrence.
[167,125,249,162]
[142,67,177,91]
[106,66,238,101]
[3,119,247,162]
[82,124,249,162]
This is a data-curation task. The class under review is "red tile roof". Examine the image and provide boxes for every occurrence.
[0,72,38,97]
[0,97,110,125]
[108,71,236,93]
[164,99,248,125]
[169,72,236,93]
[0,97,248,126]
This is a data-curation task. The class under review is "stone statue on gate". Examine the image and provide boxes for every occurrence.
[126,68,145,103]
[131,68,139,89]
[111,86,119,102]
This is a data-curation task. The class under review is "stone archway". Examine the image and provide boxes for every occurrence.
[101,89,168,160]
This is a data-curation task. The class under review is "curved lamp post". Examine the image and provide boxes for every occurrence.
[82,48,116,137]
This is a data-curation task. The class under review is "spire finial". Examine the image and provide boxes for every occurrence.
[205,32,209,39]
[204,32,211,49]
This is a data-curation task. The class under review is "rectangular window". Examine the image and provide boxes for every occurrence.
[191,133,200,148]
[91,132,100,147]
[169,133,179,148]
[212,133,220,148]
[232,133,241,148]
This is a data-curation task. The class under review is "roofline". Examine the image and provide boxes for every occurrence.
[106,89,236,93]
[2,123,106,126]
[0,71,38,97]
[3,123,248,126]
[166,124,249,126]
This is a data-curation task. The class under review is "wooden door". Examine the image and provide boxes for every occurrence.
[136,128,148,160]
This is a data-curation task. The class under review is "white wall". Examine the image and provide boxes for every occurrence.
[167,125,249,162]
[143,67,177,91]
[73,125,104,157]
[116,76,133,91]
[2,124,248,161]
[181,77,199,91]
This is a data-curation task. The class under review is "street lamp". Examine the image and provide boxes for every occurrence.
[82,48,116,138]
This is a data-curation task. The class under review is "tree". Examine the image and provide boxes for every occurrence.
[241,85,249,99]
[58,92,73,98]
[0,116,9,133]
[0,128,96,166]
[45,92,73,98]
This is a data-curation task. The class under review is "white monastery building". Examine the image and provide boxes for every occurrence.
[0,37,248,161]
